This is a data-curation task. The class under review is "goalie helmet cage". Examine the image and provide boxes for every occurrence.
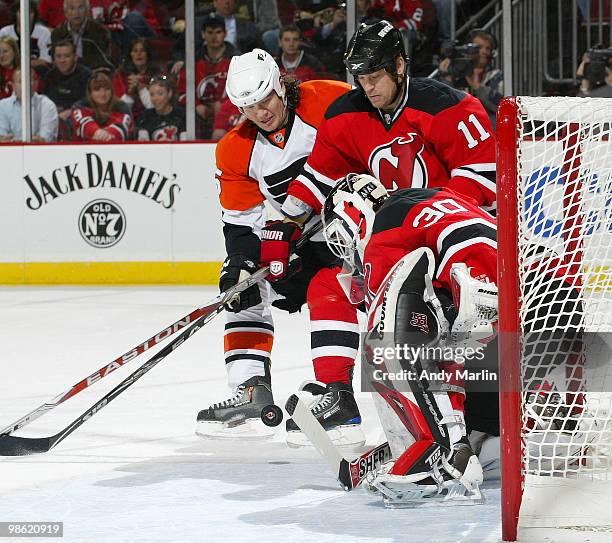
[498,96,612,542]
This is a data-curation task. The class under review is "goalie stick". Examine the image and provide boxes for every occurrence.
[0,222,323,456]
[285,394,392,490]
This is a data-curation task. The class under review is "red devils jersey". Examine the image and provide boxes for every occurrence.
[367,0,434,33]
[287,78,496,215]
[363,188,497,303]
[71,103,133,141]
[178,54,232,106]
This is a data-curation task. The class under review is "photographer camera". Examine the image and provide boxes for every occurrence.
[437,29,503,129]
[576,46,612,98]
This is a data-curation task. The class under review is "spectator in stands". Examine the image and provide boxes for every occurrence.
[311,3,346,79]
[437,29,503,129]
[210,0,261,54]
[177,15,234,139]
[0,1,52,71]
[576,48,612,98]
[90,0,159,56]
[51,0,113,70]
[136,74,186,140]
[38,0,66,28]
[112,37,158,121]
[72,69,132,140]
[366,0,436,56]
[276,24,324,81]
[235,0,280,55]
[0,35,18,98]
[0,67,58,141]
[43,39,90,139]
[210,95,242,141]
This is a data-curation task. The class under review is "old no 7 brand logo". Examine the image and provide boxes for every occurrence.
[79,199,126,248]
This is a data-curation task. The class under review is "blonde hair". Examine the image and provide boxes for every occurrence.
[0,36,19,68]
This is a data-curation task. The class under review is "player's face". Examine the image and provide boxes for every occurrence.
[357,69,397,110]
[0,42,15,68]
[473,35,493,67]
[150,83,172,112]
[242,90,287,132]
[280,31,300,55]
[203,26,226,49]
[54,45,77,74]
[130,42,148,69]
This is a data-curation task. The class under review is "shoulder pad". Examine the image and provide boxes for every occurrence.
[407,78,467,116]
[373,188,440,233]
[324,88,374,120]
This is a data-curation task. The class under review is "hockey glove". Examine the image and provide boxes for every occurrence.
[260,220,303,282]
[219,255,262,312]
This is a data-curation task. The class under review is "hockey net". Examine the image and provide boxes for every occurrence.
[498,96,612,542]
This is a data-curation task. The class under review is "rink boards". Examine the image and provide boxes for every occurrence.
[0,142,225,284]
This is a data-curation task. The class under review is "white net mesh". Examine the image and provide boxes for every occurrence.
[515,97,612,490]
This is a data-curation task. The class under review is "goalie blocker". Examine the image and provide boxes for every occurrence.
[321,174,500,506]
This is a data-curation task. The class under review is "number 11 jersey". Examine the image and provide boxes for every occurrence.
[287,77,497,216]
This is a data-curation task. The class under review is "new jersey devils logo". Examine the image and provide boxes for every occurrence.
[197,72,227,102]
[368,134,428,191]
[152,125,178,141]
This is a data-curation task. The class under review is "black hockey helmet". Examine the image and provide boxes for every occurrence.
[344,20,407,77]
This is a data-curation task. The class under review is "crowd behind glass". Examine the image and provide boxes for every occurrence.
[0,0,608,143]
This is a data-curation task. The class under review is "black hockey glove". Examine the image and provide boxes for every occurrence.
[219,255,262,313]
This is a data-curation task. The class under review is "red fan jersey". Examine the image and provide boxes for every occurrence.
[71,104,133,141]
[287,78,497,215]
[363,188,497,304]
[177,54,232,106]
[0,66,14,99]
[367,0,434,33]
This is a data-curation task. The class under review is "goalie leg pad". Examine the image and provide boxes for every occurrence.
[364,250,484,505]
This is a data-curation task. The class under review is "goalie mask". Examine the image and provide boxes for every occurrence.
[322,173,389,274]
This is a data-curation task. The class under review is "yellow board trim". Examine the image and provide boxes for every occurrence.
[0,262,223,285]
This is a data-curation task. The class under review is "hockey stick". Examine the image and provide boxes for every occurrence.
[0,222,322,456]
[285,394,392,490]
[0,306,217,438]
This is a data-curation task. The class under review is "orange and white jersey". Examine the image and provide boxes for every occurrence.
[214,80,351,231]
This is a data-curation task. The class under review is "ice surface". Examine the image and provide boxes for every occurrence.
[0,286,503,543]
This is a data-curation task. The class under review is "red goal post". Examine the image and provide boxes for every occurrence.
[497,96,612,542]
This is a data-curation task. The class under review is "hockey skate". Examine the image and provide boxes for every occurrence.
[196,376,277,440]
[365,438,485,508]
[285,381,366,449]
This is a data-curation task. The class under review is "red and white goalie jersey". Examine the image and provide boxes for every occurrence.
[363,187,497,304]
[287,78,497,216]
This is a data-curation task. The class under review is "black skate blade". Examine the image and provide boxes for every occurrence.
[0,434,52,456]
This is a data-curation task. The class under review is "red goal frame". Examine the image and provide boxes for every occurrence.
[497,96,523,543]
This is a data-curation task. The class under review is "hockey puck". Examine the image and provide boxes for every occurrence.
[261,404,283,427]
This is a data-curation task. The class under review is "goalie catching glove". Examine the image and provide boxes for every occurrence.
[219,255,262,312]
[260,220,303,282]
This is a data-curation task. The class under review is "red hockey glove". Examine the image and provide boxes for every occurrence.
[260,220,302,282]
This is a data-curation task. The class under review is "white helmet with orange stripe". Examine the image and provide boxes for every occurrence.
[226,48,285,109]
